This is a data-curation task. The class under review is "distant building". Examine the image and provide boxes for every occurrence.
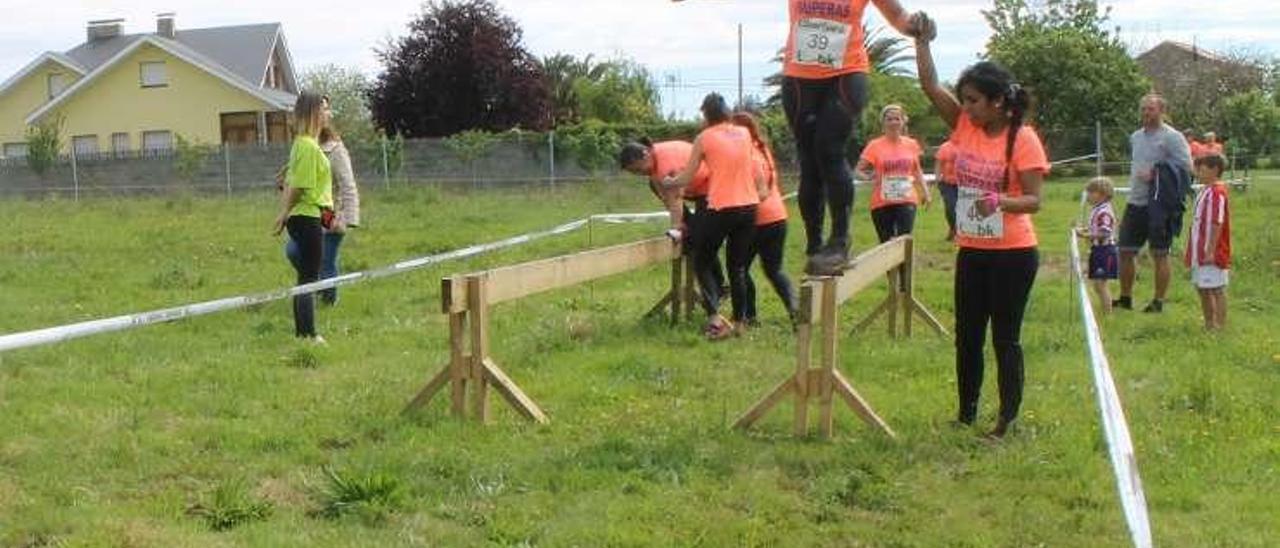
[0,14,298,159]
[1137,41,1259,92]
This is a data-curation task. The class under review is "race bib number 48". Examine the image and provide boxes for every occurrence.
[793,19,850,69]
[957,187,1003,239]
[882,176,914,202]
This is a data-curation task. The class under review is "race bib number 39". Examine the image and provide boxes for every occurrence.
[957,187,1003,239]
[793,19,850,69]
[882,176,914,202]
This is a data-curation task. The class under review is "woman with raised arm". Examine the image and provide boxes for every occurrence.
[781,0,924,275]
[913,15,1049,439]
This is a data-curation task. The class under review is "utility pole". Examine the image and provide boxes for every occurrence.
[737,23,744,108]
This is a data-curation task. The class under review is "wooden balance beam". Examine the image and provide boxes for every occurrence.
[402,236,692,423]
[734,236,947,440]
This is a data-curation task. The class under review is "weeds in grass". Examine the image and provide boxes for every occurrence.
[187,479,273,531]
[283,347,320,369]
[314,466,404,524]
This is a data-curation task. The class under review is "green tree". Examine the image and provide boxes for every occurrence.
[301,64,378,145]
[1216,91,1280,165]
[983,0,1149,160]
[174,134,215,182]
[24,117,63,177]
[542,54,660,126]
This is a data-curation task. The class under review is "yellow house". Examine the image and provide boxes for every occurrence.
[0,14,298,159]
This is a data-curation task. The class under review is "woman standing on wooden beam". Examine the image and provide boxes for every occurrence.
[913,14,1049,440]
[780,0,927,275]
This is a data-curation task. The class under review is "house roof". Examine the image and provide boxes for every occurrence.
[0,51,86,99]
[63,23,288,88]
[27,32,297,124]
[1137,41,1234,66]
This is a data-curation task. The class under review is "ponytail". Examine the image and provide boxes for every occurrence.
[1003,83,1030,191]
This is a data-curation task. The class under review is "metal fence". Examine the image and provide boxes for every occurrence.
[0,125,1270,199]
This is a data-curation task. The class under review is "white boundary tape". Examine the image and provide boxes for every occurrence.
[0,218,590,353]
[1068,231,1153,548]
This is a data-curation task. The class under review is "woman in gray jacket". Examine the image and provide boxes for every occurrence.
[286,107,361,305]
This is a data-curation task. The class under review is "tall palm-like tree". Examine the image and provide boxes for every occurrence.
[542,54,614,125]
[764,25,915,108]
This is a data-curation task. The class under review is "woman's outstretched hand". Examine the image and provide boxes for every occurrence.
[909,12,937,42]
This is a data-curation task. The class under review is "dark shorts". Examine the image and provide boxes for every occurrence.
[1118,205,1173,255]
[1088,244,1119,280]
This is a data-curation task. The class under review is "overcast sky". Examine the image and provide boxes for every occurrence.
[2,1,1277,118]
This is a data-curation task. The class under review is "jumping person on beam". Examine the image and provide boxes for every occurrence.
[780,0,927,275]
[666,94,768,340]
[619,138,729,318]
[913,14,1049,439]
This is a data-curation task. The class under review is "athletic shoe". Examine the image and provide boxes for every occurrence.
[704,315,735,341]
[1112,296,1133,310]
[310,335,328,346]
[1142,300,1164,313]
[804,244,850,276]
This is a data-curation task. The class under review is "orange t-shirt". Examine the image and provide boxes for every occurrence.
[753,146,788,226]
[860,135,922,210]
[650,141,712,198]
[783,0,872,80]
[949,115,1049,250]
[699,123,760,210]
[935,141,957,185]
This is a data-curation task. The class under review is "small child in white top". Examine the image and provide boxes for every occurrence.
[1078,177,1119,314]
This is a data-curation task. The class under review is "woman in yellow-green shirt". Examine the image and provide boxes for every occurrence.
[272,92,334,342]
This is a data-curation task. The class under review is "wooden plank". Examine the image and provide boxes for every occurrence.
[468,277,490,422]
[833,237,908,306]
[482,358,548,424]
[851,294,894,335]
[448,311,468,418]
[401,365,451,415]
[670,256,682,325]
[797,278,825,325]
[683,258,697,321]
[479,237,679,306]
[442,276,466,314]
[818,279,838,439]
[645,291,675,319]
[902,237,915,338]
[793,284,816,436]
[912,297,950,337]
[886,277,899,339]
[832,369,897,439]
[733,377,796,430]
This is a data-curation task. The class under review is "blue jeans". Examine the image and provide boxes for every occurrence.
[286,231,346,304]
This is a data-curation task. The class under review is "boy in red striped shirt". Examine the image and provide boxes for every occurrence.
[1185,154,1232,331]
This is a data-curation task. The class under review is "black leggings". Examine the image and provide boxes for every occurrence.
[870,204,917,243]
[744,221,795,321]
[684,199,727,316]
[954,247,1039,424]
[938,183,958,234]
[782,72,870,254]
[695,206,757,322]
[286,215,323,338]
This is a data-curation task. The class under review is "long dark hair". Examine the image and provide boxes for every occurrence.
[731,112,775,186]
[700,93,731,125]
[956,61,1032,190]
[618,136,654,169]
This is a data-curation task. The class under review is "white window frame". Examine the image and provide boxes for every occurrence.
[3,142,28,159]
[72,135,100,158]
[47,72,68,99]
[140,61,168,88]
[111,132,131,156]
[141,130,173,153]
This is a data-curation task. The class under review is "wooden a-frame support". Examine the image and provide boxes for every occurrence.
[734,236,946,439]
[403,238,689,423]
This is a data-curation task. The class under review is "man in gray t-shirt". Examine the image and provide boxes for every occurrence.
[1116,94,1192,313]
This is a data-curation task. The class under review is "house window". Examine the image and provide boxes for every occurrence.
[72,135,99,158]
[48,73,69,99]
[3,143,28,158]
[266,111,290,143]
[142,130,173,153]
[111,132,131,156]
[140,62,168,88]
[220,112,260,144]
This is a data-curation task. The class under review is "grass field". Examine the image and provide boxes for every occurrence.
[1,173,1277,547]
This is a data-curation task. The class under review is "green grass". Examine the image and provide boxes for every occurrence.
[0,174,1277,546]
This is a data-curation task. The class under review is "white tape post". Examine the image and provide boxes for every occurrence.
[1068,231,1154,548]
[0,218,590,353]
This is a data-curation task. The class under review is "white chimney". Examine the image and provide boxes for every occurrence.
[157,13,176,39]
[87,19,124,42]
